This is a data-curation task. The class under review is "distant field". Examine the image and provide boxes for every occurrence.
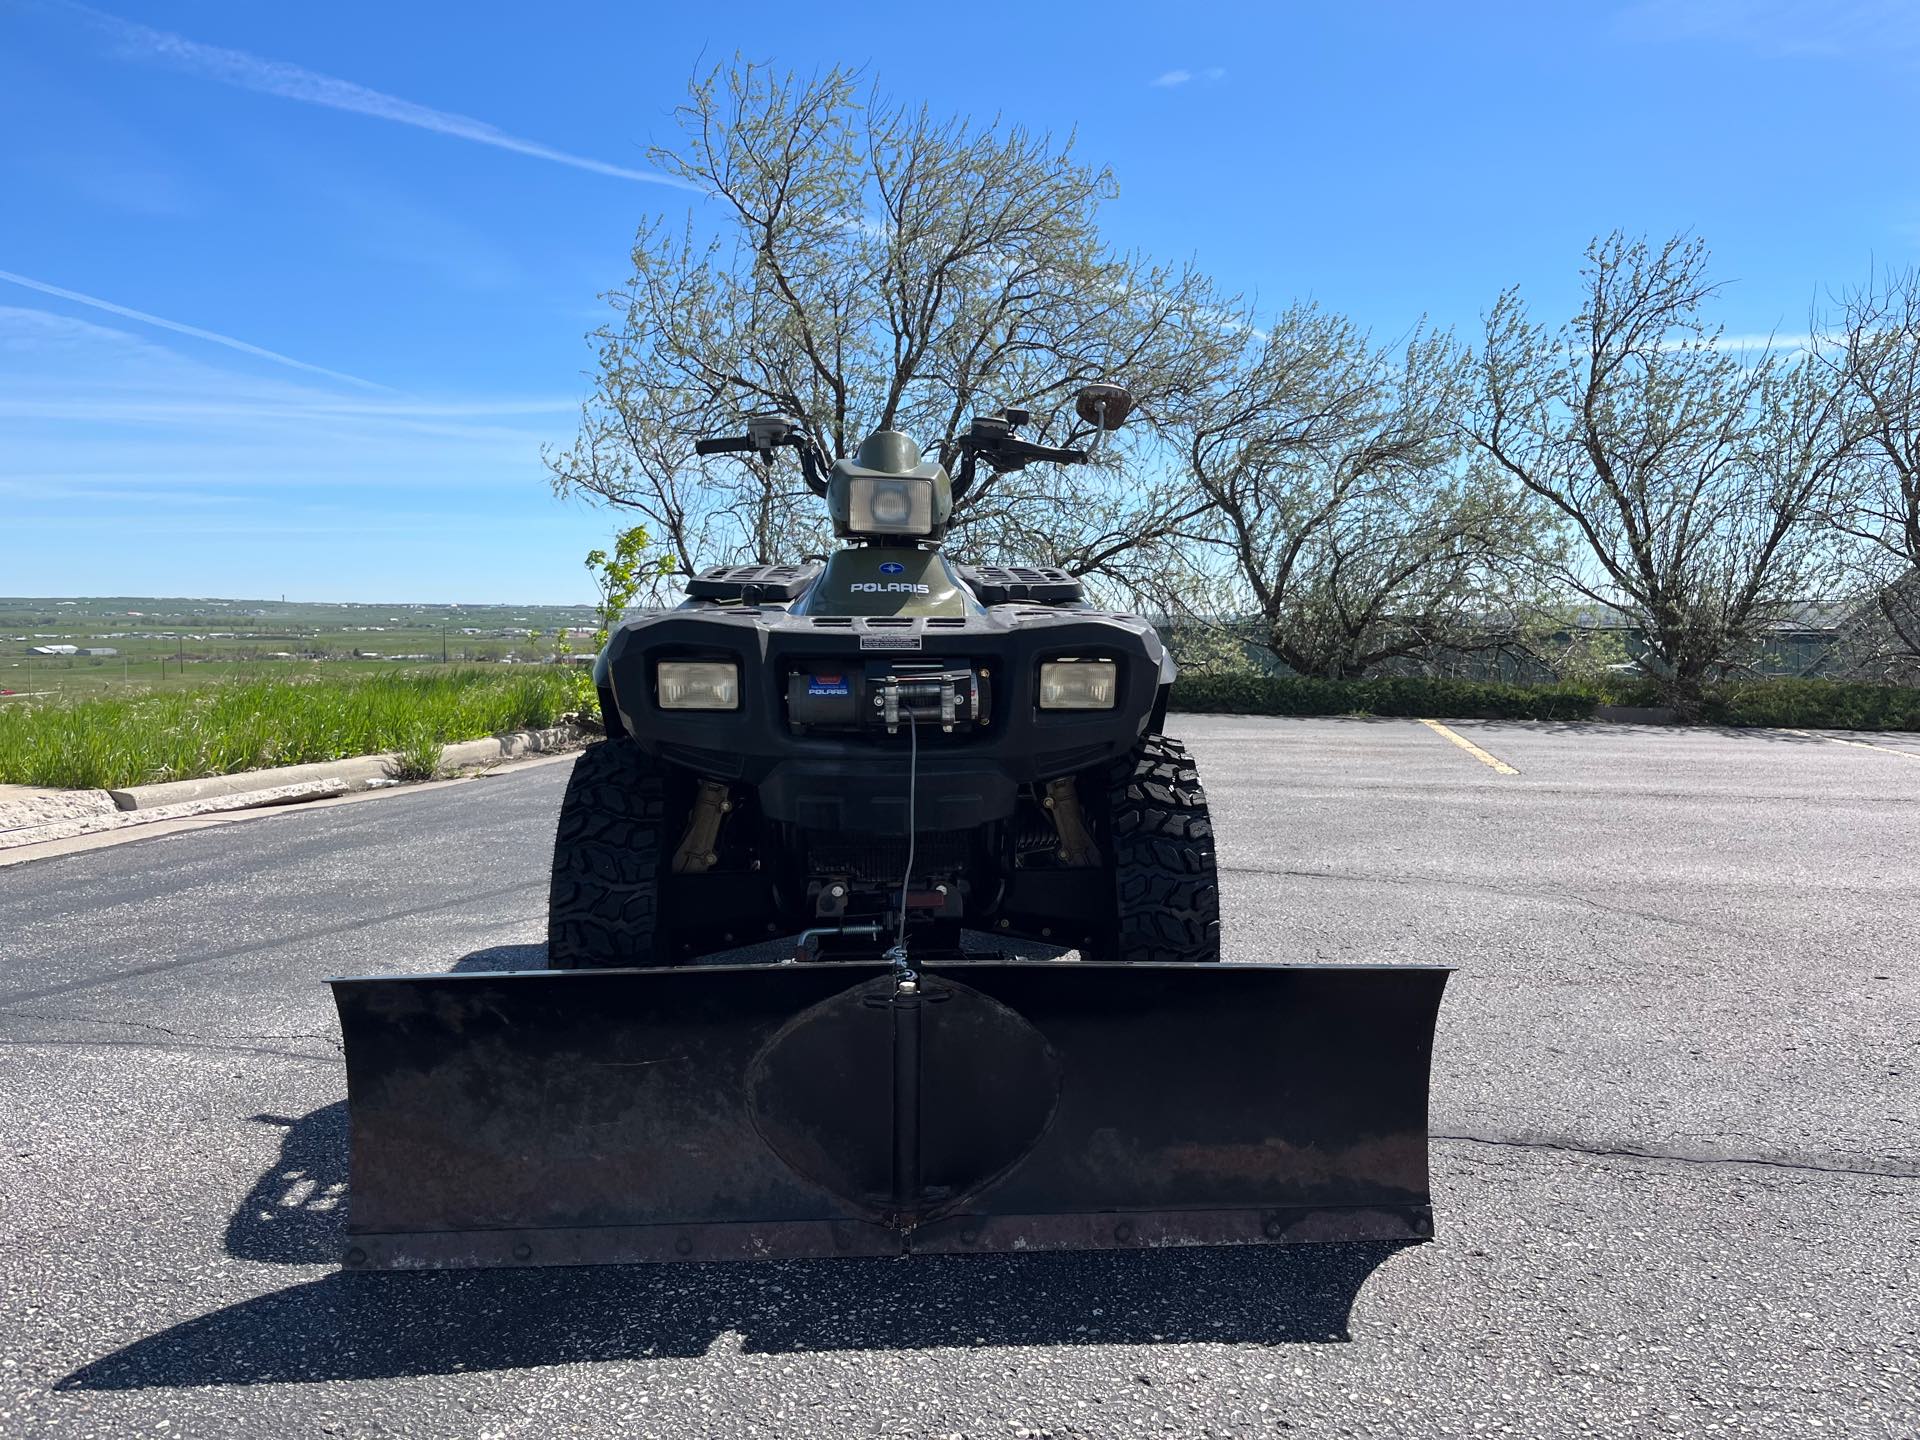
[0,595,600,699]
[0,668,584,791]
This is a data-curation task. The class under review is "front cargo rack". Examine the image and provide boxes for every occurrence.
[687,564,822,604]
[958,565,1083,605]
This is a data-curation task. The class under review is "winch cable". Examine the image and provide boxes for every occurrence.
[892,707,920,954]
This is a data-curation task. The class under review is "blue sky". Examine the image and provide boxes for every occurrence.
[3,0,1917,604]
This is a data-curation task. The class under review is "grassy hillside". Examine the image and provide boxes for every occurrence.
[1,595,598,698]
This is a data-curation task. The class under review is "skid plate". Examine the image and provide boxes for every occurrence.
[329,960,1449,1269]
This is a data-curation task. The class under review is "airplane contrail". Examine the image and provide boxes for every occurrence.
[64,3,701,191]
[0,269,393,390]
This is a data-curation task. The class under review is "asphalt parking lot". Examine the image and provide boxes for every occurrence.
[1,715,1916,1438]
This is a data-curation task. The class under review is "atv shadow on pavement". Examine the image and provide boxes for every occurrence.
[449,942,551,973]
[62,1239,1411,1390]
[67,1034,1416,1389]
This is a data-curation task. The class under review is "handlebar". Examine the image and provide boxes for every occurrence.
[694,425,830,497]
[697,411,1084,508]
[694,435,760,456]
[952,416,1089,501]
[999,436,1088,466]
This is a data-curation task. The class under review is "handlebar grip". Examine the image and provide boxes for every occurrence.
[694,436,757,456]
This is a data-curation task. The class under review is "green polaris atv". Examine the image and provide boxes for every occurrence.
[336,389,1446,1271]
[548,385,1220,968]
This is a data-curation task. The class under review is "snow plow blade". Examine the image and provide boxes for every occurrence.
[329,961,1449,1269]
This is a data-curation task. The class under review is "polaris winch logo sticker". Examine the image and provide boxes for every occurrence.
[879,562,905,574]
[850,582,930,594]
[807,673,851,697]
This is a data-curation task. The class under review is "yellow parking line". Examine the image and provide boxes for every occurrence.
[1418,718,1519,775]
[1782,729,1920,762]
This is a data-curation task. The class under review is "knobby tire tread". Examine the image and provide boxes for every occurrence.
[1097,733,1221,963]
[547,739,670,969]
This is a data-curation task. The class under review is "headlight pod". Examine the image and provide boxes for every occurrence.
[846,476,933,535]
[1038,659,1118,710]
[657,660,739,710]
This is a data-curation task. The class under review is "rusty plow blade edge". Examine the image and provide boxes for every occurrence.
[328,960,1450,1270]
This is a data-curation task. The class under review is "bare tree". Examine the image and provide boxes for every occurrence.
[546,61,1240,590]
[1461,233,1851,714]
[1170,306,1550,679]
[1819,267,1920,671]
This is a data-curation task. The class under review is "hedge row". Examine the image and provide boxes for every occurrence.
[1167,672,1920,729]
[1689,678,1920,730]
[1167,674,1600,721]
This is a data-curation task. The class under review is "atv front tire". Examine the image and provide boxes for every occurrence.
[1093,734,1221,963]
[547,738,673,969]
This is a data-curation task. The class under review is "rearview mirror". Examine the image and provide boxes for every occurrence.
[1075,383,1133,430]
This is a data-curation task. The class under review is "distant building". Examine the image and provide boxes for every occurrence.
[28,644,78,655]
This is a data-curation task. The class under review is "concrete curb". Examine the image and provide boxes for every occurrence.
[108,725,583,811]
[0,787,119,836]
[0,779,348,851]
[0,749,582,867]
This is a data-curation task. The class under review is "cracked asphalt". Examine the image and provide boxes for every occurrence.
[1,715,1916,1438]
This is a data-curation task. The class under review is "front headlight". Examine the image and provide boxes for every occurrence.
[847,476,933,535]
[1038,659,1117,710]
[657,660,739,710]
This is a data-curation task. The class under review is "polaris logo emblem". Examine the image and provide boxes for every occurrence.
[851,581,930,594]
[879,562,905,574]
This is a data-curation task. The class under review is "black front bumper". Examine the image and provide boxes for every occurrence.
[600,604,1172,833]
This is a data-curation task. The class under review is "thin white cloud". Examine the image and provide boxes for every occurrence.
[1149,66,1226,88]
[64,3,700,191]
[1615,0,1920,60]
[1714,331,1811,351]
[0,270,391,389]
[0,397,570,427]
[0,304,568,471]
[1655,331,1814,353]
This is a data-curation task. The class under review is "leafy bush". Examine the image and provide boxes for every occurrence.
[0,668,579,790]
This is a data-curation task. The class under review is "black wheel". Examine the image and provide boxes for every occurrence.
[547,739,674,969]
[1090,734,1221,962]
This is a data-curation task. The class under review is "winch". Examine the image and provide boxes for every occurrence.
[787,661,986,735]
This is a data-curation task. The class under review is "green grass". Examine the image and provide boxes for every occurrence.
[386,727,448,783]
[0,668,580,790]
